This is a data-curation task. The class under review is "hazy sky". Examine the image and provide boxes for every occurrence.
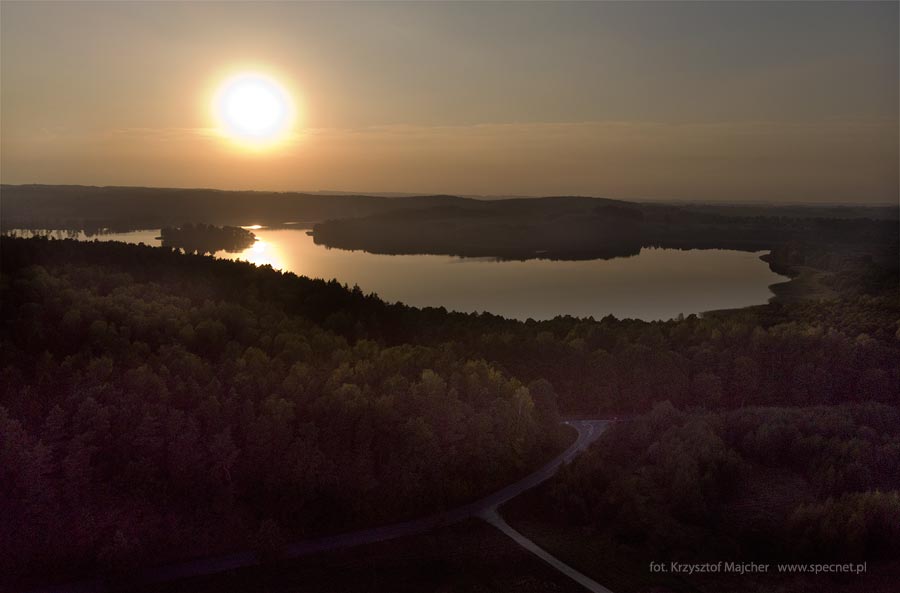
[2,1,897,202]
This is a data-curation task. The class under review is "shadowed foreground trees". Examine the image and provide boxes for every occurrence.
[0,239,565,585]
[512,403,900,591]
[0,236,898,588]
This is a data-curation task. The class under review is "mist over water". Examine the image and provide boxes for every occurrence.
[17,228,787,320]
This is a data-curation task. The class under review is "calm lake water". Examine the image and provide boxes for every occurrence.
[13,228,787,321]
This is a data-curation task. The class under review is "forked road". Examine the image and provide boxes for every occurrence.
[36,419,612,593]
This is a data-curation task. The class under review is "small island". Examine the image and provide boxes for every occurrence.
[160,223,256,254]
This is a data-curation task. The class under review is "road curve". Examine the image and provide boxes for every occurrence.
[478,419,615,593]
[31,419,609,593]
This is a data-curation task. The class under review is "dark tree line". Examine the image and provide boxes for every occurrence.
[3,236,897,417]
[160,223,256,254]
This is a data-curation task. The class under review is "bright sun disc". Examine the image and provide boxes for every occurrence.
[214,72,294,147]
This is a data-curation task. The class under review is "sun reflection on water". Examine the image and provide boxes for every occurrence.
[227,238,285,270]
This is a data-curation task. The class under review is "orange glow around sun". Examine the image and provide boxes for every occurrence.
[212,70,298,151]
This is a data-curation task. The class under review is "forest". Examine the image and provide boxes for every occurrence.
[1,214,898,589]
[505,402,900,592]
[0,237,567,587]
[586,403,899,561]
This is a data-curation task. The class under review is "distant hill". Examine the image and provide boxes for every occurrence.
[0,185,473,231]
[675,202,900,221]
[4,184,895,234]
[313,196,898,261]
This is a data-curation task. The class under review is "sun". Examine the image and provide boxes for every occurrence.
[213,72,295,149]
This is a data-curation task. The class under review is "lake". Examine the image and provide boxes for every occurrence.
[11,228,788,321]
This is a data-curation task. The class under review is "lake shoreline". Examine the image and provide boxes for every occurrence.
[2,228,791,322]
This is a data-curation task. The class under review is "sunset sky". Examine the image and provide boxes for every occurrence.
[2,1,897,202]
